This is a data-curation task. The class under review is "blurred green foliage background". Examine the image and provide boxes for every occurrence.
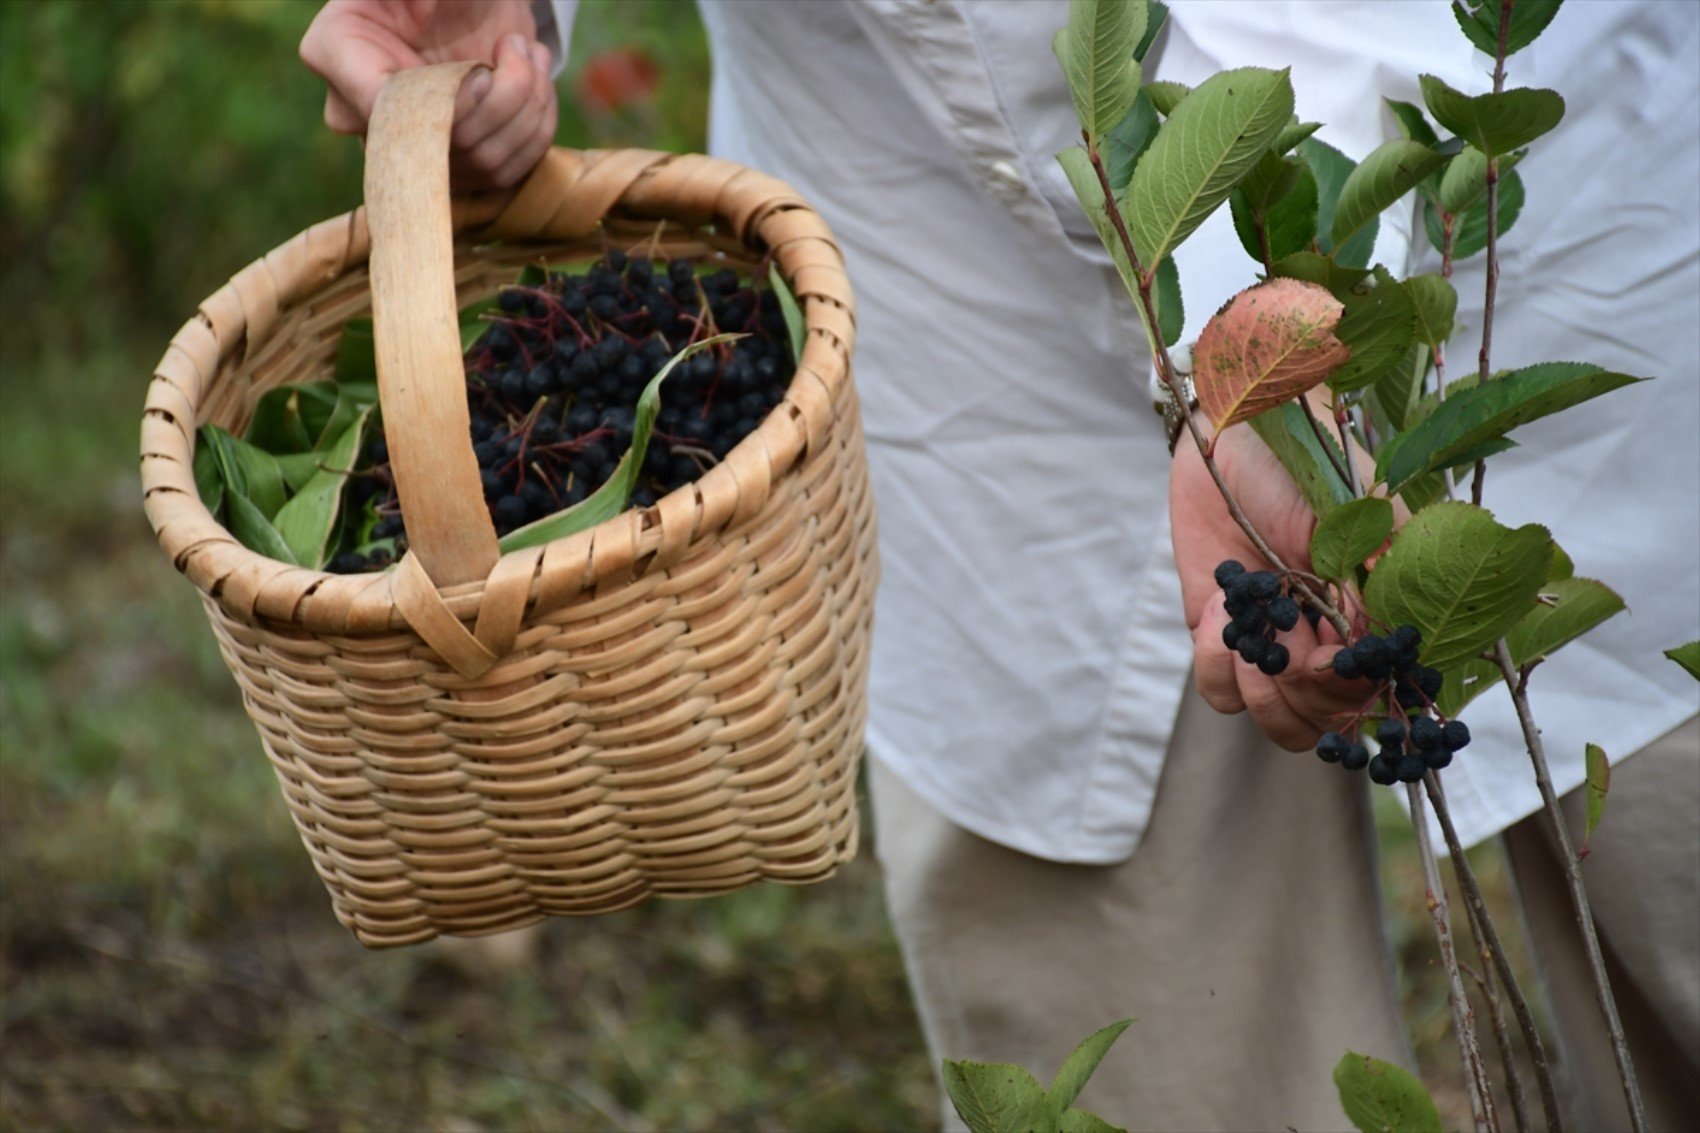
[0,1,1540,1129]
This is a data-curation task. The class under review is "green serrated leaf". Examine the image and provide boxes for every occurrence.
[1367,344,1429,437]
[225,488,300,566]
[1419,75,1565,157]
[1421,163,1530,260]
[499,334,740,552]
[1049,1019,1134,1113]
[1330,269,1418,394]
[1124,67,1294,270]
[1426,165,1525,261]
[1143,80,1190,117]
[274,452,325,493]
[1376,362,1642,492]
[1057,0,1145,145]
[1666,641,1700,681]
[458,294,501,352]
[1231,160,1318,267]
[1059,146,1142,310]
[273,408,370,568]
[193,441,224,516]
[246,384,321,454]
[1582,741,1610,858]
[943,1059,1056,1133]
[1396,470,1448,517]
[1103,89,1160,191]
[1248,400,1353,520]
[1515,576,1625,661]
[1269,251,1370,300]
[1436,146,1525,216]
[315,381,378,452]
[333,318,377,385]
[1134,0,1167,61]
[1154,255,1183,347]
[1403,275,1457,354]
[1385,99,1440,148]
[1238,149,1302,213]
[1333,1051,1443,1133]
[1547,544,1575,582]
[1297,138,1379,267]
[1364,501,1554,670]
[1454,0,1564,58]
[1331,140,1449,249]
[226,436,288,519]
[1441,437,1518,473]
[202,424,247,501]
[1311,497,1395,582]
[767,263,806,364]
[1274,120,1322,155]
[204,424,291,525]
[1059,1110,1125,1133]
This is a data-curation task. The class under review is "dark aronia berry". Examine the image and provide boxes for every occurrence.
[1409,715,1444,751]
[343,250,798,561]
[1368,754,1399,786]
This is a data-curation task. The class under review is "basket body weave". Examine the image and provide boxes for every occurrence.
[140,142,876,948]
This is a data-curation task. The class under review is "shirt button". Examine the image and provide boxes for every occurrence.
[989,160,1024,190]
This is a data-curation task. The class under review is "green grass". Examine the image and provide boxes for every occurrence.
[0,2,1552,1129]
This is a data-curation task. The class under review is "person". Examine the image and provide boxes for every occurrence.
[302,2,1700,1128]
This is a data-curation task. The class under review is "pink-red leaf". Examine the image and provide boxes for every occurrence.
[1194,277,1351,430]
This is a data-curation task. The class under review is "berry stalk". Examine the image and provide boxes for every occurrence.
[1493,640,1646,1131]
[1407,780,1498,1133]
[1425,770,1560,1131]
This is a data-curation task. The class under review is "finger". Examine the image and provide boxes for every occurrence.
[1193,602,1248,715]
[474,40,556,186]
[1237,666,1323,751]
[1279,642,1372,726]
[487,84,557,188]
[301,17,420,136]
[451,33,538,154]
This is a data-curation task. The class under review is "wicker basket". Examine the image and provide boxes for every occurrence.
[139,64,875,949]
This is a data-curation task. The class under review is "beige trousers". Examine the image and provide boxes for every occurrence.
[869,690,1700,1132]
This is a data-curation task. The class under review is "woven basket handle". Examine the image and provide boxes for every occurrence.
[365,62,499,588]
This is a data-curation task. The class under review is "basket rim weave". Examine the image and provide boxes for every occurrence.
[141,146,858,645]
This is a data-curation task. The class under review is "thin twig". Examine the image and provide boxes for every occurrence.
[1461,901,1532,1133]
[1332,397,1363,498]
[1086,143,1351,638]
[1428,773,1555,1130]
[1471,0,1513,506]
[1408,781,1497,1133]
[1298,394,1352,486]
[1493,641,1647,1130]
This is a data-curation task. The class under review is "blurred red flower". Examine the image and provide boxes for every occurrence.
[576,48,660,114]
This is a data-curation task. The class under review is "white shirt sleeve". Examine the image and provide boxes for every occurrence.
[532,0,581,77]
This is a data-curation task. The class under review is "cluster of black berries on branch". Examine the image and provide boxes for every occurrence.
[1317,624,1472,786]
[327,250,795,573]
[1215,559,1308,675]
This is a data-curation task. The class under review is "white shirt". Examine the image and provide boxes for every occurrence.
[544,0,1700,859]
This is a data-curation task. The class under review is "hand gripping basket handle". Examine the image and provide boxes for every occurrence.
[365,62,500,592]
